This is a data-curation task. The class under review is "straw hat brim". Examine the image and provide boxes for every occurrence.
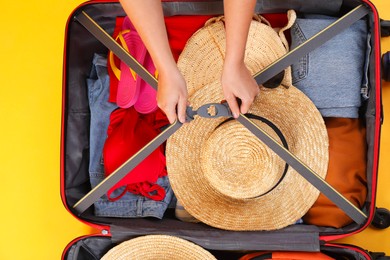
[166,82,328,231]
[101,235,217,260]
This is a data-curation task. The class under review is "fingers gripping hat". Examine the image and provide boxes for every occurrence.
[166,11,329,231]
[101,235,216,260]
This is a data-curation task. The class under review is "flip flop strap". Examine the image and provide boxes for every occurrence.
[109,29,137,80]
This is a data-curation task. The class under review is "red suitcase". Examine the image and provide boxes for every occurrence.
[61,0,390,259]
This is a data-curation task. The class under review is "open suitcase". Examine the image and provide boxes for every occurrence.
[61,0,390,259]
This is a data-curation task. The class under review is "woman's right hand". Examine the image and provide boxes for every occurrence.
[157,66,188,124]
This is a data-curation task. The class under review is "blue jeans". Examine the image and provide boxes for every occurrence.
[87,53,117,177]
[290,15,368,118]
[87,53,173,218]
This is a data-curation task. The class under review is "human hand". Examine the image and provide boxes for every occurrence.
[221,60,259,118]
[156,66,188,124]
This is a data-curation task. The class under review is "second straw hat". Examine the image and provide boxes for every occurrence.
[101,235,216,260]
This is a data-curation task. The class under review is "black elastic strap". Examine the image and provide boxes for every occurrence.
[218,114,289,198]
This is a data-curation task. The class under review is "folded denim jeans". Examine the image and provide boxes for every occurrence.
[90,175,174,218]
[290,15,368,118]
[87,53,118,176]
[87,53,173,218]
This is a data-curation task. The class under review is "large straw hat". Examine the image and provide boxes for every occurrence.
[101,235,217,260]
[166,11,329,231]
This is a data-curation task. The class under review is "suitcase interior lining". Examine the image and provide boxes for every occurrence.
[62,0,378,254]
[63,235,368,260]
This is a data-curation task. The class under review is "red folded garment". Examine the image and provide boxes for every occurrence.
[103,107,169,201]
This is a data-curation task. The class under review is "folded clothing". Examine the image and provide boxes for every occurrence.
[103,107,169,201]
[303,117,367,228]
[290,15,368,118]
[87,54,173,218]
[93,175,174,219]
[87,53,118,177]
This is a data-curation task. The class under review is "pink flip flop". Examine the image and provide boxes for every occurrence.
[116,17,147,108]
[134,52,158,114]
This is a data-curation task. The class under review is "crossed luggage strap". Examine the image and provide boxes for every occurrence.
[73,5,369,224]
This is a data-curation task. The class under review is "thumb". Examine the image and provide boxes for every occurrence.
[225,96,240,118]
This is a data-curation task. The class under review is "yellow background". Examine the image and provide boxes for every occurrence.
[0,0,389,259]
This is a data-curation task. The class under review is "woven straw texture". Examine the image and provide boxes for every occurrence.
[177,12,296,97]
[101,235,216,260]
[166,11,329,231]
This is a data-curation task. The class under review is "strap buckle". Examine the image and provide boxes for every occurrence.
[186,102,232,121]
